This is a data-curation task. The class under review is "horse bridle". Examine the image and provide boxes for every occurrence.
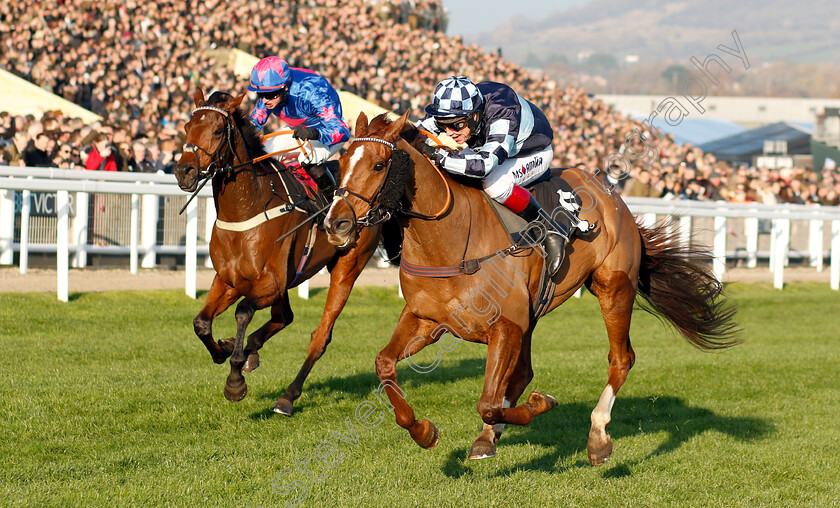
[333,136,399,227]
[334,135,454,229]
[182,105,237,180]
[177,105,240,215]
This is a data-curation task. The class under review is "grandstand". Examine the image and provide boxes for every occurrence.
[0,68,101,123]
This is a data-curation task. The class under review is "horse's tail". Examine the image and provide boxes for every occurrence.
[635,220,741,350]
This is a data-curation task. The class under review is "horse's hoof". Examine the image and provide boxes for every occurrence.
[588,437,613,466]
[528,391,558,415]
[243,353,260,373]
[272,398,294,416]
[217,338,235,355]
[468,441,496,460]
[415,419,440,449]
[224,379,248,402]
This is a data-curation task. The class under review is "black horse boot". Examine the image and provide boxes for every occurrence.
[517,195,571,277]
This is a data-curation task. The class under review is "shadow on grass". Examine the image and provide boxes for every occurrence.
[442,395,774,479]
[250,357,486,420]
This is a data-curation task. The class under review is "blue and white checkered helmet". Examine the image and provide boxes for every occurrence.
[425,76,484,118]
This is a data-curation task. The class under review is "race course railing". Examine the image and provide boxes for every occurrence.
[624,197,840,291]
[2,166,840,300]
[0,167,213,301]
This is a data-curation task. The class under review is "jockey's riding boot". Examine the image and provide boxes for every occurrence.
[304,162,337,199]
[313,171,336,198]
[517,195,571,277]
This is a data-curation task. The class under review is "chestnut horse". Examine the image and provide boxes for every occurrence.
[174,89,382,415]
[324,110,738,464]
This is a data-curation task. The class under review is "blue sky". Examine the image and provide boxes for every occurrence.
[438,0,587,37]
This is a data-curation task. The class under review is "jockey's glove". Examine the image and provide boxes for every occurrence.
[293,125,320,140]
[420,142,440,161]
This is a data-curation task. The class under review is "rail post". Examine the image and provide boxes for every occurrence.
[56,190,70,302]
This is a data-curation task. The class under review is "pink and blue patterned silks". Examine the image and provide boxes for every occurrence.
[250,67,350,147]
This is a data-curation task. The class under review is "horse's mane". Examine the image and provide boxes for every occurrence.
[368,113,428,153]
[368,112,483,191]
[206,91,268,160]
[367,113,394,133]
[362,114,416,211]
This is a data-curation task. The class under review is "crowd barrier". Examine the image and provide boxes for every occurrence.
[2,166,840,301]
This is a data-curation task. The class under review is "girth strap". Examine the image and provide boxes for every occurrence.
[400,258,479,278]
[215,204,294,232]
[399,246,519,278]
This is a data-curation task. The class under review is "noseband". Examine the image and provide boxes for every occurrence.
[182,105,236,180]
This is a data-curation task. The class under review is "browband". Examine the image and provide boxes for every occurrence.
[192,106,229,117]
[352,137,395,149]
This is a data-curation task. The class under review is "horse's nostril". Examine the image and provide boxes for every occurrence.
[177,164,197,176]
[334,219,353,235]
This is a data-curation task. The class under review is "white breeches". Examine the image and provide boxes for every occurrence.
[263,133,344,166]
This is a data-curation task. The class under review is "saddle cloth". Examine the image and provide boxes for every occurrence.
[281,160,340,216]
[486,169,591,244]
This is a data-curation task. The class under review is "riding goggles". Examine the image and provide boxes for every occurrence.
[258,86,289,102]
[434,116,469,132]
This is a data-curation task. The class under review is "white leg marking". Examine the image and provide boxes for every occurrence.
[492,397,511,435]
[591,385,615,430]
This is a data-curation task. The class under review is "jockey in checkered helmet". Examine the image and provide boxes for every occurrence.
[417,75,574,277]
[424,76,484,134]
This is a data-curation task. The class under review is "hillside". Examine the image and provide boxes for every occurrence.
[470,0,840,65]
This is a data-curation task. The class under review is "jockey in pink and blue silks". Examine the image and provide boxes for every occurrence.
[248,56,350,195]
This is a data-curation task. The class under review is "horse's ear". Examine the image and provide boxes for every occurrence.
[194,88,205,107]
[384,109,411,141]
[354,112,369,137]
[226,93,245,112]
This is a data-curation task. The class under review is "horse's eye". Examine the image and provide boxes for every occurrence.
[373,162,386,172]
[214,128,224,136]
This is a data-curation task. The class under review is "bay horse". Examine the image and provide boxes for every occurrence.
[323,110,739,464]
[174,89,382,415]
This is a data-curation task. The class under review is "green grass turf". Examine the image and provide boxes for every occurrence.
[1,282,838,507]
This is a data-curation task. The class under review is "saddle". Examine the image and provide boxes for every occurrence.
[485,169,594,245]
[399,168,597,318]
[282,160,340,218]
[272,161,341,286]
[400,168,595,278]
[484,169,596,318]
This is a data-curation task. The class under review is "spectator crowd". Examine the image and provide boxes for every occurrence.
[1,0,838,205]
